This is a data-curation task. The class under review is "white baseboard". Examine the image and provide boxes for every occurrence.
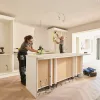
[0,71,19,79]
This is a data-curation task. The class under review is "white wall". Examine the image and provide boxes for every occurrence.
[66,21,100,70]
[0,22,6,48]
[65,32,72,53]
[33,27,69,52]
[13,22,70,52]
[33,27,49,50]
[68,21,100,53]
[13,21,35,49]
[13,22,49,51]
[72,28,100,69]
[0,21,13,72]
[0,22,11,53]
[13,20,100,53]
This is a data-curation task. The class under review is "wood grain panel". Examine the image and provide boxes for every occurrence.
[57,57,73,82]
[38,60,49,88]
[66,57,73,78]
[52,60,54,84]
[77,56,82,74]
[57,58,67,82]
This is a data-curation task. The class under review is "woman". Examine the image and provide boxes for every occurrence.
[54,33,64,53]
[18,35,38,85]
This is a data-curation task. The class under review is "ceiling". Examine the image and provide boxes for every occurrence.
[0,0,100,28]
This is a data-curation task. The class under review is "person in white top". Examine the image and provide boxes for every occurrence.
[53,32,64,53]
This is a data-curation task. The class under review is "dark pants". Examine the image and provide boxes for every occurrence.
[59,44,64,53]
[18,52,26,85]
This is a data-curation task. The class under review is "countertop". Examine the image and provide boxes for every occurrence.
[27,53,88,60]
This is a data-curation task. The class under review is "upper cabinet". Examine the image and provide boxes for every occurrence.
[0,15,14,73]
[48,27,68,53]
[0,15,14,54]
[13,22,35,51]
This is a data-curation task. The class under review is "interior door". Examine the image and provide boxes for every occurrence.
[97,38,100,60]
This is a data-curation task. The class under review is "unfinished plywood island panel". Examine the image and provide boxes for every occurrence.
[77,56,83,74]
[38,60,49,89]
[57,58,67,82]
[52,60,54,84]
[26,53,84,98]
[57,57,73,82]
[66,57,73,78]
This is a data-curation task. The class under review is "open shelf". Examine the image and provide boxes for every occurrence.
[0,15,14,74]
[0,55,12,73]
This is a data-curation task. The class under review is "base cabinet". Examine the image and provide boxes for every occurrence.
[0,55,11,73]
[57,58,68,82]
[38,60,49,89]
[66,57,73,78]
[57,58,73,82]
[77,56,83,74]
[37,57,82,89]
[26,55,83,98]
[14,54,19,70]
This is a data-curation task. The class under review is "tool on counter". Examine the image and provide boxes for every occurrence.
[37,46,44,54]
[0,47,4,54]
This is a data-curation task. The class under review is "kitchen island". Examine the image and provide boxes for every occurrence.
[26,53,83,98]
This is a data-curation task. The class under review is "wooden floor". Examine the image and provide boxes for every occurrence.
[0,76,35,100]
[0,74,100,100]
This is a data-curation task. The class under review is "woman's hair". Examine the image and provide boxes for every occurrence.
[24,35,33,42]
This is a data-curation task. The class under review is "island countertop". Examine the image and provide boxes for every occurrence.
[26,52,86,98]
[27,53,87,60]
